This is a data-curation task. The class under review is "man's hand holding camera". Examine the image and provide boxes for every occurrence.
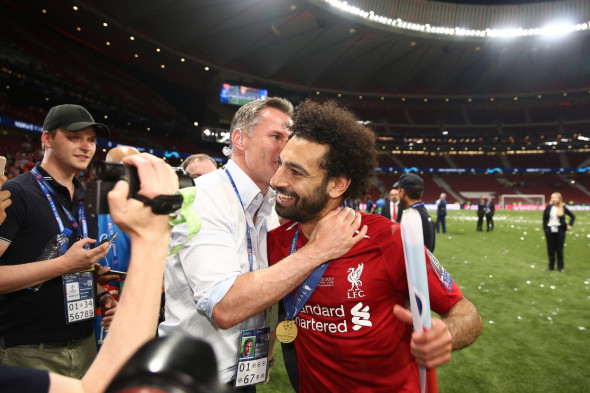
[108,153,179,244]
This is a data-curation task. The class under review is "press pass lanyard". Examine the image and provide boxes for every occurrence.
[224,168,254,272]
[411,202,425,209]
[31,167,89,248]
[283,227,330,320]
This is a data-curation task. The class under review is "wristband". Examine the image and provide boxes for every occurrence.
[96,291,112,301]
[133,193,184,215]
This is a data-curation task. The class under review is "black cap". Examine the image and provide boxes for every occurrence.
[43,104,110,139]
[396,173,424,190]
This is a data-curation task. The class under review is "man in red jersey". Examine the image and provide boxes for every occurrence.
[268,100,482,393]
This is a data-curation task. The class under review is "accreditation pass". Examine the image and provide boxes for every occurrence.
[235,327,270,387]
[63,272,95,324]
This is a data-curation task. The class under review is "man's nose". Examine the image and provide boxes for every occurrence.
[270,166,285,189]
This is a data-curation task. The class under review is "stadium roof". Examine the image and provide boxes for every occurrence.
[7,0,590,99]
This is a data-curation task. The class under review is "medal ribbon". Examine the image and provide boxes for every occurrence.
[31,167,89,249]
[283,227,330,320]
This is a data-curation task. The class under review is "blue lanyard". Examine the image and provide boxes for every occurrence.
[410,202,424,208]
[283,227,330,320]
[224,168,254,272]
[106,216,119,267]
[31,167,89,249]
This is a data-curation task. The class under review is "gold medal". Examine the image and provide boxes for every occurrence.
[276,320,298,343]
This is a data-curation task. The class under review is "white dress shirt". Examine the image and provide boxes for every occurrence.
[159,159,274,383]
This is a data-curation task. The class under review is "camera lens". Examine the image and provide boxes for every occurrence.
[174,167,194,189]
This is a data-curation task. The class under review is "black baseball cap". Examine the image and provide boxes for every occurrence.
[43,104,110,138]
[396,173,424,190]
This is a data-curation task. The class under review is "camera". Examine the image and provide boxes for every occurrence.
[106,335,222,393]
[86,161,194,215]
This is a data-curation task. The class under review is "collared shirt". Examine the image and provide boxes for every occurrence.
[159,159,274,383]
[390,201,398,222]
[0,163,96,346]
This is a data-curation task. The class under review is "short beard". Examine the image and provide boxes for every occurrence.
[275,179,329,224]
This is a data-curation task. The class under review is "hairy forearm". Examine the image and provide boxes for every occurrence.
[0,258,67,294]
[441,298,483,350]
[81,236,169,393]
[212,244,327,329]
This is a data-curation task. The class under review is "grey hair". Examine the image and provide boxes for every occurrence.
[223,97,293,157]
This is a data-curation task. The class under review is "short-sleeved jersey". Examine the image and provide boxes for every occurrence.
[268,213,462,393]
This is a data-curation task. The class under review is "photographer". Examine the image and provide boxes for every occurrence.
[0,153,181,392]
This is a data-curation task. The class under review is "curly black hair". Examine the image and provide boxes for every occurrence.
[290,99,378,198]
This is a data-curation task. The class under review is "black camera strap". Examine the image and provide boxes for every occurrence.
[133,193,184,215]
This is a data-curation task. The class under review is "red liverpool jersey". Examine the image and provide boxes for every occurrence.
[268,213,463,393]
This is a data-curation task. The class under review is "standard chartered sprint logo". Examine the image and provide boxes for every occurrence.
[294,302,372,333]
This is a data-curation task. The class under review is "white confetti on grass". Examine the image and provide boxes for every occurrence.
[579,327,586,331]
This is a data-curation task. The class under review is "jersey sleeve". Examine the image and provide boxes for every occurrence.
[425,248,463,314]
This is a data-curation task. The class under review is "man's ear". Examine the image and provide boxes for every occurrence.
[41,131,52,150]
[327,176,351,199]
[231,129,244,150]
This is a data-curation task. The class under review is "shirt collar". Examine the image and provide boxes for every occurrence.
[35,163,85,203]
[224,159,275,214]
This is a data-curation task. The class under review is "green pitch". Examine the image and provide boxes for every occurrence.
[259,209,590,393]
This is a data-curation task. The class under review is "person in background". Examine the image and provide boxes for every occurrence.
[0,104,114,377]
[397,173,435,252]
[364,194,375,214]
[93,145,140,349]
[435,192,447,234]
[543,192,575,272]
[380,187,399,223]
[374,193,386,215]
[485,195,495,232]
[0,152,183,393]
[181,153,218,179]
[476,195,485,232]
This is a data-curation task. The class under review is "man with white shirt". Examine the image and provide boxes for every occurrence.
[159,98,367,392]
[380,187,399,222]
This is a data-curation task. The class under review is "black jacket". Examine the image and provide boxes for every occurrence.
[543,205,575,233]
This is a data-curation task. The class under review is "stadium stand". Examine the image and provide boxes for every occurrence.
[1,1,589,206]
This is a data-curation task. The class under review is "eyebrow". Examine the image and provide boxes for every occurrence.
[280,158,310,176]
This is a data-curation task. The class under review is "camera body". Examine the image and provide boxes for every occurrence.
[86,161,193,215]
[106,335,221,393]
